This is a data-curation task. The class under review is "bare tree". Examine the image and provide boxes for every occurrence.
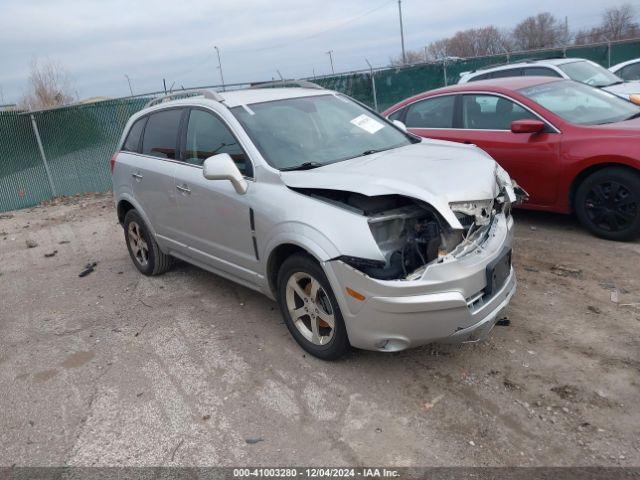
[575,4,639,44]
[413,26,511,64]
[446,27,511,57]
[389,50,428,66]
[511,13,569,50]
[603,4,639,39]
[19,58,76,111]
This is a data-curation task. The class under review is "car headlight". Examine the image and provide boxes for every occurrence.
[494,163,517,204]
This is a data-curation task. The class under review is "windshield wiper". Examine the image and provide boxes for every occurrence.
[280,162,324,171]
[625,111,640,121]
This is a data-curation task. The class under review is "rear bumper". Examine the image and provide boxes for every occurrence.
[323,213,516,352]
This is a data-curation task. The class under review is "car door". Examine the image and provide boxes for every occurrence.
[131,108,183,241]
[451,93,562,206]
[173,107,259,284]
[402,93,563,207]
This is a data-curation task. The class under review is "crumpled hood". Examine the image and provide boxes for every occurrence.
[603,81,640,98]
[281,140,500,228]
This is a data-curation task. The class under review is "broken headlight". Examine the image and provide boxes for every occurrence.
[449,200,494,226]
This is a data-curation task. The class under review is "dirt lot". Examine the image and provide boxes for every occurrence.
[0,192,638,467]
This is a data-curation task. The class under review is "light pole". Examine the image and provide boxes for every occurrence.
[398,0,406,65]
[124,74,133,96]
[214,46,226,91]
[326,50,335,74]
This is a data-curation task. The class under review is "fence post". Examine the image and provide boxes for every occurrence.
[443,58,448,86]
[365,59,379,112]
[30,114,57,198]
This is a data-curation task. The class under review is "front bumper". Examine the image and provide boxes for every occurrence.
[323,213,516,352]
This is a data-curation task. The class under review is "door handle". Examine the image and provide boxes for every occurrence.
[131,172,143,180]
[176,184,191,194]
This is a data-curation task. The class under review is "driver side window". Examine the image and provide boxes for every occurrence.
[462,94,538,130]
[184,109,253,177]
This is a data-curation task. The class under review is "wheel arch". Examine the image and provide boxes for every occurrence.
[115,194,158,238]
[568,161,640,212]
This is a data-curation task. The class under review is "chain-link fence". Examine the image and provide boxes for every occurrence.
[314,38,640,111]
[1,38,639,213]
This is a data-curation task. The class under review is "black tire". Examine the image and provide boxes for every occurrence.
[123,210,173,275]
[575,167,640,241]
[276,253,350,360]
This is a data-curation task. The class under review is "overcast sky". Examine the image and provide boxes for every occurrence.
[0,0,635,104]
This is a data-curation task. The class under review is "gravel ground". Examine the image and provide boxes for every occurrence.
[0,192,638,467]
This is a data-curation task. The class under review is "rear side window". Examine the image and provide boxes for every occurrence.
[469,72,492,82]
[404,96,455,128]
[523,67,562,77]
[142,109,183,160]
[618,62,640,81]
[122,117,146,153]
[491,68,522,79]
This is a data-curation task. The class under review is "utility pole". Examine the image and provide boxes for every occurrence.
[124,74,133,96]
[214,46,226,91]
[163,78,167,94]
[398,0,406,65]
[424,46,428,63]
[326,50,335,74]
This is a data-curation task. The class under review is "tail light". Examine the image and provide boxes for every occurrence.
[110,152,118,173]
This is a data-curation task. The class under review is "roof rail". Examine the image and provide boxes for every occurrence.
[250,80,324,90]
[468,55,571,73]
[145,89,224,108]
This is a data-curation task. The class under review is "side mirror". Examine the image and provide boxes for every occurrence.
[202,153,248,195]
[392,119,408,132]
[511,119,545,134]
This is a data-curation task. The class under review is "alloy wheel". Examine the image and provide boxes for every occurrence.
[285,272,336,346]
[128,221,149,267]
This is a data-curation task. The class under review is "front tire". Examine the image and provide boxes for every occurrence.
[124,210,173,275]
[276,253,350,360]
[575,167,640,241]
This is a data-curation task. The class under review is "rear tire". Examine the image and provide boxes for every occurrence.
[124,210,173,275]
[575,167,640,241]
[276,253,350,360]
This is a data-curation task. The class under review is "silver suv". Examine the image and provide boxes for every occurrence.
[112,82,519,359]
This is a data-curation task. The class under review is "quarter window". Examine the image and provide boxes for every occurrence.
[123,117,146,153]
[141,109,182,160]
[404,96,455,128]
[184,109,252,176]
[388,108,405,122]
[462,94,538,130]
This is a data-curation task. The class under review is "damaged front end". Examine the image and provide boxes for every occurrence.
[293,165,524,282]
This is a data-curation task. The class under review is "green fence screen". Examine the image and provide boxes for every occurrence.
[1,39,639,212]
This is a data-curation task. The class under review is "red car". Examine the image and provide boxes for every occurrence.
[383,77,640,241]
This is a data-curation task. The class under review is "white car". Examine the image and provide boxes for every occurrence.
[111,83,519,359]
[459,58,640,104]
[610,58,640,82]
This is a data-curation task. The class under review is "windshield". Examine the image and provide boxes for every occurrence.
[558,60,622,88]
[519,80,640,125]
[230,94,413,170]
